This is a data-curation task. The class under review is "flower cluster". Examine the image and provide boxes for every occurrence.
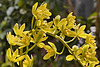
[6,2,99,67]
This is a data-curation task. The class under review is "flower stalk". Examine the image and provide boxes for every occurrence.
[20,48,23,67]
[47,32,84,67]
[12,62,14,67]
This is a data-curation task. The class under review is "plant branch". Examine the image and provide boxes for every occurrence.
[47,32,84,67]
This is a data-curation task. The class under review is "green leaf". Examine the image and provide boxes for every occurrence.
[18,0,24,7]
[88,12,97,20]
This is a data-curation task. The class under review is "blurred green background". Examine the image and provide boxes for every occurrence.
[0,0,100,67]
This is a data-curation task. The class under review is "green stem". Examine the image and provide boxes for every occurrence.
[56,45,65,54]
[20,48,23,67]
[47,32,84,67]
[10,45,13,53]
[12,62,14,67]
[66,36,76,43]
[23,44,36,54]
[28,43,36,51]
[29,44,36,51]
[31,16,34,29]
[26,46,28,55]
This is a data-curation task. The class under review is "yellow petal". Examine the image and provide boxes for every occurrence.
[30,38,35,43]
[15,55,25,62]
[36,20,41,27]
[35,31,43,43]
[37,43,45,48]
[7,48,12,60]
[72,45,78,51]
[13,23,19,35]
[65,29,77,37]
[44,45,52,51]
[60,21,67,31]
[43,53,51,60]
[20,23,25,33]
[32,2,38,19]
[32,2,38,15]
[82,45,89,55]
[19,45,26,49]
[25,55,30,62]
[60,33,65,39]
[41,36,48,42]
[31,55,34,61]
[78,33,87,38]
[48,42,57,51]
[8,32,12,41]
[54,15,60,26]
[12,49,18,59]
[77,25,86,34]
[43,3,47,7]
[23,31,29,34]
[66,55,74,61]
[96,65,100,67]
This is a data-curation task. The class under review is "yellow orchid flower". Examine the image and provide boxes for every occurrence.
[32,30,48,43]
[13,23,26,36]
[65,25,87,38]
[77,25,87,39]
[7,32,20,45]
[40,21,55,33]
[66,44,99,66]
[30,30,47,48]
[53,16,67,39]
[17,33,31,49]
[66,45,81,61]
[79,45,99,66]
[23,55,34,67]
[64,28,77,37]
[85,33,95,44]
[32,2,52,20]
[7,48,25,62]
[66,12,76,29]
[43,42,57,60]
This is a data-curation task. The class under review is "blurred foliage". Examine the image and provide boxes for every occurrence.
[0,0,97,67]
